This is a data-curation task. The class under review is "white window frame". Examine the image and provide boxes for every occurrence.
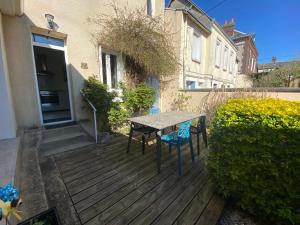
[215,38,221,67]
[223,45,228,70]
[186,80,196,89]
[147,0,155,16]
[191,29,201,62]
[100,48,123,91]
[229,51,234,73]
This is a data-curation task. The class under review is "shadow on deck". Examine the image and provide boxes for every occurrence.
[40,134,225,225]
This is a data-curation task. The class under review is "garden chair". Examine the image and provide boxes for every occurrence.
[127,110,160,154]
[190,115,208,155]
[161,121,194,176]
[127,122,158,154]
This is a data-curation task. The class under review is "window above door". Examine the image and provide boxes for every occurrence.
[32,33,64,47]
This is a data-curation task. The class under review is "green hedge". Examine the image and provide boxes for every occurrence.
[208,98,300,224]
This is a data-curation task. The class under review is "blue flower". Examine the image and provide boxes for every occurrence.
[0,184,19,203]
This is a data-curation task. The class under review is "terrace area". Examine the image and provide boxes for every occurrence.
[37,132,224,225]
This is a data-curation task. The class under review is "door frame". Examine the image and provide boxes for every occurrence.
[31,35,74,126]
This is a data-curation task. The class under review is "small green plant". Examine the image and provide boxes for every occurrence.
[122,83,156,114]
[208,98,300,224]
[82,76,116,131]
[108,102,130,131]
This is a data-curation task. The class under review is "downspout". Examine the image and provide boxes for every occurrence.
[182,14,187,89]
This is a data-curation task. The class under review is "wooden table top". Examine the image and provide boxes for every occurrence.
[128,111,203,130]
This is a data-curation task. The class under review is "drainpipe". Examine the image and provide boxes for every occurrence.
[182,15,187,89]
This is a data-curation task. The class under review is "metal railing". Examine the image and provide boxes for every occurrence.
[80,90,98,144]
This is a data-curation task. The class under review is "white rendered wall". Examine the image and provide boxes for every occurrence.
[0,12,17,139]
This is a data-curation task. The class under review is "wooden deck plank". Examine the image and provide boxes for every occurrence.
[82,147,195,225]
[173,180,216,225]
[62,146,143,185]
[75,150,165,213]
[194,193,225,225]
[50,134,221,225]
[129,165,207,225]
[73,156,156,208]
[65,136,163,189]
[151,173,210,225]
[104,161,202,225]
[67,144,159,197]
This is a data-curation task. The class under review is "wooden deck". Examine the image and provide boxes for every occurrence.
[52,134,224,225]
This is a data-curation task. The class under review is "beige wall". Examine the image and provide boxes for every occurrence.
[0,12,17,139]
[165,9,238,91]
[208,23,237,86]
[3,0,164,130]
[161,88,300,113]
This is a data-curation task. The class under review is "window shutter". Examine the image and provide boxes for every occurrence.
[192,32,201,61]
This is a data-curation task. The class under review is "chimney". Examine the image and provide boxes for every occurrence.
[272,56,277,64]
[223,18,235,37]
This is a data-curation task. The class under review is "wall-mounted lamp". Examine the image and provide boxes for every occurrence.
[45,14,55,30]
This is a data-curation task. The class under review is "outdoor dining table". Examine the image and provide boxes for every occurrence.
[128,111,202,174]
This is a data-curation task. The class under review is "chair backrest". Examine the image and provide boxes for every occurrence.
[197,115,206,131]
[178,121,192,139]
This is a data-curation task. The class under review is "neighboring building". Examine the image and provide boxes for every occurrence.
[258,58,300,87]
[165,0,238,90]
[0,0,164,140]
[257,57,288,73]
[223,19,258,75]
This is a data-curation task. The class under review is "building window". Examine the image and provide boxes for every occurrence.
[101,52,118,89]
[229,51,234,73]
[186,80,196,89]
[213,83,218,88]
[192,30,201,62]
[248,50,252,70]
[215,39,221,67]
[147,0,155,16]
[32,33,64,47]
[223,46,228,70]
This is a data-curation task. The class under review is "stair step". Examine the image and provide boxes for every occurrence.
[42,132,86,145]
[40,133,90,152]
[41,141,94,157]
[42,125,81,139]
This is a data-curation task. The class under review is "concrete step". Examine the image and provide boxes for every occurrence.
[41,131,87,145]
[41,132,90,152]
[40,124,95,157]
[41,141,94,157]
[42,124,82,140]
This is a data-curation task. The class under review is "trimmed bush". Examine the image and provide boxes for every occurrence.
[82,76,116,131]
[208,98,300,224]
[122,83,156,114]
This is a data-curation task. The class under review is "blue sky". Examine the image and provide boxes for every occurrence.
[166,0,300,64]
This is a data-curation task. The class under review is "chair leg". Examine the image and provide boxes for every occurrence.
[142,135,145,155]
[156,132,162,174]
[127,124,133,153]
[168,144,172,154]
[177,144,182,176]
[203,129,208,148]
[189,137,195,162]
[196,133,200,155]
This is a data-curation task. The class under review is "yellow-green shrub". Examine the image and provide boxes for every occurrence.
[208,98,300,224]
